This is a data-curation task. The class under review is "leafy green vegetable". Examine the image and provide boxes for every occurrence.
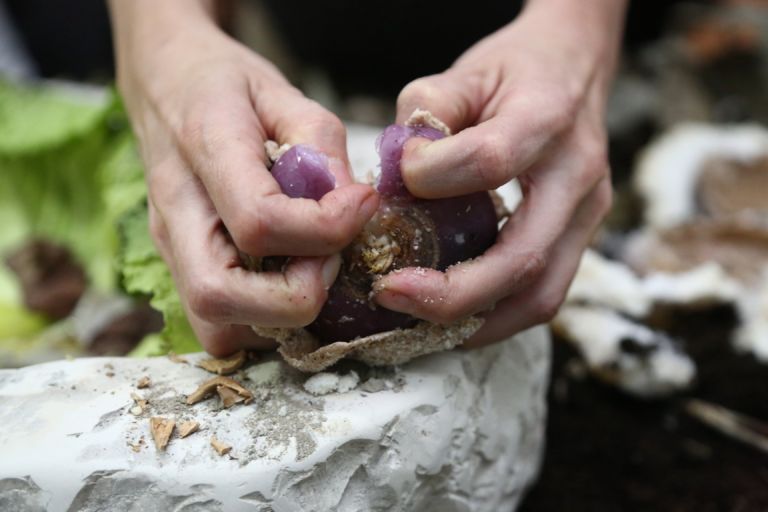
[0,302,47,341]
[119,206,201,355]
[0,80,117,290]
[0,79,202,358]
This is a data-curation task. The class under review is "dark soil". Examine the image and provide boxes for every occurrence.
[520,306,768,512]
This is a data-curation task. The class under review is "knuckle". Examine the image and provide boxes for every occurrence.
[399,77,437,103]
[187,277,231,321]
[324,115,347,141]
[179,107,208,149]
[521,249,548,284]
[302,108,347,142]
[594,180,614,218]
[574,143,609,190]
[473,135,511,187]
[316,208,355,250]
[539,88,578,133]
[147,207,168,246]
[228,209,269,254]
[532,291,565,324]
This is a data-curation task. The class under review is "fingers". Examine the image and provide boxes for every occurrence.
[150,157,341,332]
[397,85,575,199]
[463,178,612,349]
[149,203,278,355]
[186,314,277,357]
[373,130,609,325]
[395,73,485,132]
[257,89,356,185]
[178,84,378,257]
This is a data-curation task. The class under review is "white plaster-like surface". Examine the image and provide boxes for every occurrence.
[0,327,550,512]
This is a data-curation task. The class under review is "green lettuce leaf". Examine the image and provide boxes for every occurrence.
[0,79,202,357]
[119,206,201,355]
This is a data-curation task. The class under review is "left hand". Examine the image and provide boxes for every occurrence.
[373,0,626,348]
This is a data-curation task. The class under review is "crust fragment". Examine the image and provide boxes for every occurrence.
[253,316,483,373]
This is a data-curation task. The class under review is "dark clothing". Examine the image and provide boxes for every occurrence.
[263,0,523,97]
[3,0,710,91]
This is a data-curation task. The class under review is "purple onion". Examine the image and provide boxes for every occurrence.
[271,144,335,200]
[305,124,497,344]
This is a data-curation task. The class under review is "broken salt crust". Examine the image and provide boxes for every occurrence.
[628,123,768,363]
[254,316,483,373]
[635,123,768,229]
[553,305,695,397]
[557,249,748,396]
[0,339,549,512]
[303,371,360,396]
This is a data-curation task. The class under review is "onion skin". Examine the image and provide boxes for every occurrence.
[269,126,497,343]
[270,144,335,200]
[271,124,499,344]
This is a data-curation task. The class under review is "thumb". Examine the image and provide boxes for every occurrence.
[395,72,483,133]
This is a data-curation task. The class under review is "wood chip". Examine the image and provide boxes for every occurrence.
[197,350,247,375]
[136,376,151,389]
[168,352,188,364]
[685,399,768,455]
[150,417,175,451]
[178,421,200,438]
[186,376,254,406]
[210,436,232,456]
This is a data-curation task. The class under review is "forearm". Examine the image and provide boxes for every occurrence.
[522,0,628,72]
[108,0,219,49]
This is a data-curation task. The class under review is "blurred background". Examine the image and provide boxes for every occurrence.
[1,0,767,510]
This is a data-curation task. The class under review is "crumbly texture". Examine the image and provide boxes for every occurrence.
[264,140,291,165]
[254,316,483,373]
[405,108,452,136]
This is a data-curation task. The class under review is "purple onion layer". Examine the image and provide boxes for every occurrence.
[271,144,335,200]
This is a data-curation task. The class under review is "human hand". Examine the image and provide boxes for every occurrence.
[373,0,626,348]
[109,0,378,356]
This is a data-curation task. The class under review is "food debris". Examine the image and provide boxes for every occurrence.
[168,352,188,364]
[186,376,254,406]
[129,392,148,415]
[131,392,148,408]
[150,417,175,451]
[303,371,360,396]
[197,350,247,375]
[128,437,145,452]
[217,385,246,408]
[210,436,232,456]
[105,372,115,378]
[136,376,151,389]
[178,421,200,438]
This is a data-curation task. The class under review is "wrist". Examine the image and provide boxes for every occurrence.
[109,0,223,65]
[519,0,626,87]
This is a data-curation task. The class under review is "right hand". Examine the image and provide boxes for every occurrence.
[109,0,378,356]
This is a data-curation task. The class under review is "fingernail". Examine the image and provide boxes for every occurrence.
[321,253,342,289]
[373,289,414,312]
